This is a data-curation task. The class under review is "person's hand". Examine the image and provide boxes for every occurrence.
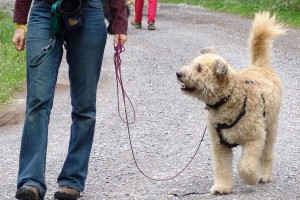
[114,34,127,47]
[12,28,26,51]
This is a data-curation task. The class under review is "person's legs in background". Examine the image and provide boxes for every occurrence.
[147,0,157,30]
[132,0,144,28]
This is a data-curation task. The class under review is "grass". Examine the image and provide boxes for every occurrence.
[159,0,300,28]
[0,13,26,103]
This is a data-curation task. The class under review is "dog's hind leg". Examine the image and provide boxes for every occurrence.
[238,137,265,185]
[260,122,278,183]
[208,125,233,195]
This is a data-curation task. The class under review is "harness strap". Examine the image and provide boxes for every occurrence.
[261,94,266,117]
[206,82,235,109]
[215,95,248,148]
[206,94,231,109]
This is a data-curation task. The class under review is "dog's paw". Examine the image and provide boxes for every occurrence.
[210,184,232,195]
[238,162,260,185]
[260,174,273,183]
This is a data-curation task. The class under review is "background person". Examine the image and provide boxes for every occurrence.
[131,0,157,30]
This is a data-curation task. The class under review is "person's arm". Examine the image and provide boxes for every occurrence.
[108,0,128,46]
[12,0,32,51]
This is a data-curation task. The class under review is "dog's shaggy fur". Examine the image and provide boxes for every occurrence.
[176,12,286,195]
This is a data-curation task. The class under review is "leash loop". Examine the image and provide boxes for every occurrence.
[113,40,206,181]
[113,40,135,124]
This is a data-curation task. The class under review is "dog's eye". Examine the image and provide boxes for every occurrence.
[197,64,202,73]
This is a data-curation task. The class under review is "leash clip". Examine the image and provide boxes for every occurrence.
[42,45,51,53]
[42,37,55,53]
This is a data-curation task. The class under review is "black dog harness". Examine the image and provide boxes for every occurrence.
[215,95,248,148]
[207,80,266,148]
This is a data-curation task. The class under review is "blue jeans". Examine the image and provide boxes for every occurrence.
[17,0,107,198]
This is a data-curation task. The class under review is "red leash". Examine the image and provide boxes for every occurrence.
[113,41,207,181]
[114,41,136,124]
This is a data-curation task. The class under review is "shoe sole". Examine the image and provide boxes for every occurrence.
[54,191,79,200]
[148,23,155,30]
[131,22,142,29]
[15,188,40,200]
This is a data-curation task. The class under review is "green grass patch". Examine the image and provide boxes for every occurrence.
[0,13,26,103]
[159,0,300,28]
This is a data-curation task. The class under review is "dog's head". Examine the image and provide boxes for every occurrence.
[176,47,233,103]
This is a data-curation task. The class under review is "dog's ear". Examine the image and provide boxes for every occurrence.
[214,59,227,75]
[201,47,218,54]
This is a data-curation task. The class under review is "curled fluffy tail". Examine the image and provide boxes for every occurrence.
[249,12,286,68]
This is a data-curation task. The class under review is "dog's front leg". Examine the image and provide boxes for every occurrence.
[208,125,233,195]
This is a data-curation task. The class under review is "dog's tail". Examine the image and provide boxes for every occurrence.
[249,12,286,68]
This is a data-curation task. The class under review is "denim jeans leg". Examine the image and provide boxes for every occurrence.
[16,1,64,198]
[57,0,107,191]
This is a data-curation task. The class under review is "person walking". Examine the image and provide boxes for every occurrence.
[131,0,157,30]
[12,0,127,199]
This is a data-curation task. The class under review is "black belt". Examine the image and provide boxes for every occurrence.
[42,0,56,5]
[42,0,87,5]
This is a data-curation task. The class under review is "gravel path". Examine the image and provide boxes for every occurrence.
[0,3,300,200]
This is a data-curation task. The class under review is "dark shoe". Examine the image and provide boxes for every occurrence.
[54,186,80,200]
[131,21,142,29]
[15,186,40,200]
[148,22,155,30]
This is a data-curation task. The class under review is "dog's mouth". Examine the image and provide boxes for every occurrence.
[180,82,196,92]
[176,72,196,92]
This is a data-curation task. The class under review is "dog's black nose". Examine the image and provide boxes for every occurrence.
[176,72,183,79]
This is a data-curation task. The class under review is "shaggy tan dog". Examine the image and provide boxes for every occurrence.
[176,12,286,195]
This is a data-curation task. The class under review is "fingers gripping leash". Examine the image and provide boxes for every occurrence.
[113,40,207,181]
